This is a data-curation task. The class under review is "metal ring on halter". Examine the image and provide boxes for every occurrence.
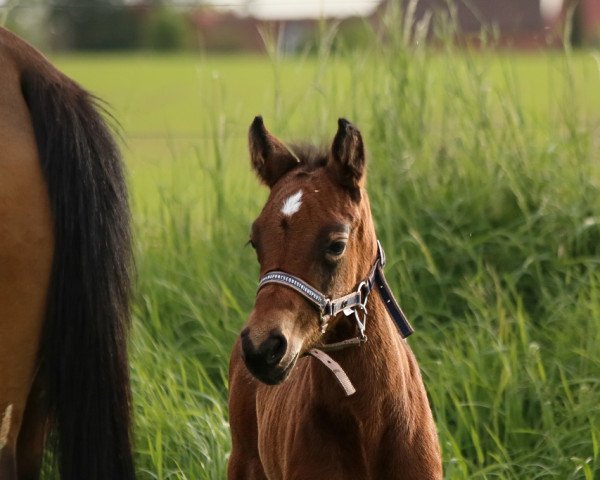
[353,306,368,342]
[356,281,370,310]
[350,281,369,341]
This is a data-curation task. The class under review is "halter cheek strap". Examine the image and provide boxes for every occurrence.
[257,241,414,341]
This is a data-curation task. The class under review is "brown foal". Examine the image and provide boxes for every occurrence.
[228,117,442,479]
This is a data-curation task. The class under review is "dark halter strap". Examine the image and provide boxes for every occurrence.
[257,241,414,340]
[369,248,415,338]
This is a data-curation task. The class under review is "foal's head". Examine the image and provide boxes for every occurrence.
[241,117,378,385]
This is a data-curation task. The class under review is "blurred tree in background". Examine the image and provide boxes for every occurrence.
[142,7,191,50]
[50,0,142,50]
[2,0,194,51]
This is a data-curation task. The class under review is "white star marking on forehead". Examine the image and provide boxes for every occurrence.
[281,190,303,217]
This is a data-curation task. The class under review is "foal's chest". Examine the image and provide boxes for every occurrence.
[254,369,375,479]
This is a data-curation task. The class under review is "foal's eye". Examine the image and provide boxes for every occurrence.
[326,240,347,258]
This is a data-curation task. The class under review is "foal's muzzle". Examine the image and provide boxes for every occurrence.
[240,328,295,384]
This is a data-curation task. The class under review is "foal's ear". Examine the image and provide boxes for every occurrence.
[249,116,299,187]
[329,118,366,192]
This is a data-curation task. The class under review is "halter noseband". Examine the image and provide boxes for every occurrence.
[258,241,413,340]
[256,241,414,396]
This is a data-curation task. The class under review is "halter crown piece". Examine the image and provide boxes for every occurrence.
[257,241,414,396]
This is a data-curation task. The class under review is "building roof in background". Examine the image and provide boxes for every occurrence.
[197,0,600,51]
[206,0,379,20]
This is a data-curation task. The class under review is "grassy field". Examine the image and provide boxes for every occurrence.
[47,22,600,480]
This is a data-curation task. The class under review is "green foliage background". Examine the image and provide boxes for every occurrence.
[46,20,600,480]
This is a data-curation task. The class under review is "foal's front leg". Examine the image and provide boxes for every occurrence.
[228,455,267,480]
[275,407,371,480]
[228,339,268,480]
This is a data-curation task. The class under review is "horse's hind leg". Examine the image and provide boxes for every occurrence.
[0,45,54,480]
[0,445,17,480]
[1,405,18,480]
[16,372,48,480]
[0,393,46,480]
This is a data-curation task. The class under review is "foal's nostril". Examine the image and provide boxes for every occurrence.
[263,333,287,366]
[241,329,289,378]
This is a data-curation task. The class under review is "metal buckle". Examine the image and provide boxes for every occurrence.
[320,300,331,333]
[356,281,370,310]
[349,281,369,341]
[377,240,386,267]
[319,316,329,334]
[353,305,368,342]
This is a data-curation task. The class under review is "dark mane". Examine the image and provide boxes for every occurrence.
[288,143,328,171]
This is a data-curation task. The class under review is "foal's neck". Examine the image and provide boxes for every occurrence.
[315,195,414,398]
[318,213,413,404]
[304,203,442,477]
[322,291,411,398]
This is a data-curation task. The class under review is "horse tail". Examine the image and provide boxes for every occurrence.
[20,68,136,480]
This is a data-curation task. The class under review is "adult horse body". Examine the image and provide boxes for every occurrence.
[228,118,442,479]
[0,27,135,479]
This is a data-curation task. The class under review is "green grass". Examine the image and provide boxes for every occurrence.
[47,20,600,480]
